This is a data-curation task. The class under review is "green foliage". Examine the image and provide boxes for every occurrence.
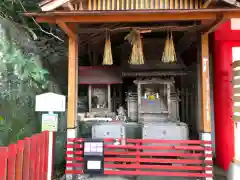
[1,0,68,93]
[0,18,49,145]
[0,1,67,170]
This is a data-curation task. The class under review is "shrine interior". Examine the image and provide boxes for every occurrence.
[73,20,212,141]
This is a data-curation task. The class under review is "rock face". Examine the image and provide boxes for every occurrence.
[0,18,66,168]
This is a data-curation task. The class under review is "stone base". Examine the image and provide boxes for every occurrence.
[227,162,240,180]
[66,128,78,180]
[200,132,211,141]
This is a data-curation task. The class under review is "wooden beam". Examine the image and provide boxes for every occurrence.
[201,14,226,34]
[177,15,224,55]
[57,21,77,39]
[35,11,219,23]
[76,24,202,33]
[25,8,240,23]
[224,11,240,19]
[200,34,211,133]
[177,0,217,55]
[67,24,78,128]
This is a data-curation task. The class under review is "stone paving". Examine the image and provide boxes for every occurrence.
[61,166,227,180]
[214,166,227,180]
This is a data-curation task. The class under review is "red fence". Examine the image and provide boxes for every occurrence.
[0,131,54,180]
[66,138,213,178]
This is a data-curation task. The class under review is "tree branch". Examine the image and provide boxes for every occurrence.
[17,0,64,42]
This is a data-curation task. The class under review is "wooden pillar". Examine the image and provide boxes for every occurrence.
[67,25,78,129]
[57,22,78,127]
[200,33,213,180]
[200,34,211,133]
[57,22,78,180]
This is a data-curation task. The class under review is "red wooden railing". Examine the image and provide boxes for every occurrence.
[66,138,213,179]
[0,131,54,180]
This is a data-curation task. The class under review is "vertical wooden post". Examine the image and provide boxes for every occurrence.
[201,33,213,180]
[200,34,211,133]
[57,22,78,180]
[67,24,78,129]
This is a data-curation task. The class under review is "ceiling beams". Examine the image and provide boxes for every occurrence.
[35,1,240,56]
[76,24,204,33]
[176,0,218,55]
[57,21,77,39]
[201,14,225,34]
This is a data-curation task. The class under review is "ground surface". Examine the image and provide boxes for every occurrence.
[60,166,227,180]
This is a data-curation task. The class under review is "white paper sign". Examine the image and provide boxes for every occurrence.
[35,92,66,112]
[84,142,103,153]
[87,161,101,170]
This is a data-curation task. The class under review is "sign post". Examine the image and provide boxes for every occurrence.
[35,92,66,180]
[35,92,66,132]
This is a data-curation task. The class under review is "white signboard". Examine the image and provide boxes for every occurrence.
[35,92,66,112]
[232,47,240,62]
[42,113,58,132]
[235,122,240,162]
[87,161,101,170]
[231,18,240,30]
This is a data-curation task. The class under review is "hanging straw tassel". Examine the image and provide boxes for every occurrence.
[102,31,113,65]
[125,30,144,65]
[169,31,177,63]
[162,32,170,63]
[161,31,177,63]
